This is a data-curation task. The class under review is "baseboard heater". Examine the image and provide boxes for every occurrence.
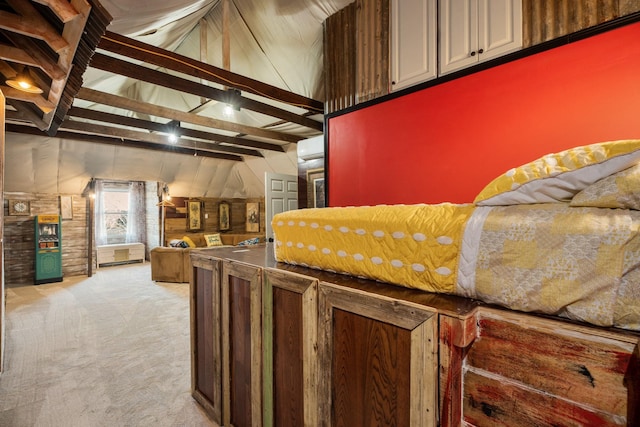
[97,243,145,267]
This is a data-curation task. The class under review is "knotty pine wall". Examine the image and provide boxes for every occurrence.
[4,192,88,287]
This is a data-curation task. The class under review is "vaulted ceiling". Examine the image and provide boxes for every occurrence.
[1,0,350,197]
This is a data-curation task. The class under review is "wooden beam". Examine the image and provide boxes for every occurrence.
[0,30,67,79]
[0,44,38,68]
[76,87,301,143]
[1,85,55,112]
[222,0,230,72]
[89,53,323,131]
[6,100,49,130]
[3,1,69,53]
[5,123,244,161]
[67,107,269,156]
[32,0,80,23]
[98,31,324,113]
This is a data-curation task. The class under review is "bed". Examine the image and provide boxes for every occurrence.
[273,139,640,332]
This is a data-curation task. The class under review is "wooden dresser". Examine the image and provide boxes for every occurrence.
[189,244,640,427]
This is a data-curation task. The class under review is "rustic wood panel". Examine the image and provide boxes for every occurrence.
[317,282,438,426]
[439,314,478,427]
[463,369,627,426]
[467,310,636,418]
[263,269,319,427]
[229,275,252,427]
[190,263,222,423]
[324,2,357,113]
[164,197,265,244]
[355,0,389,103]
[522,0,640,46]
[4,192,88,285]
[332,308,411,426]
[221,261,263,427]
[272,287,304,426]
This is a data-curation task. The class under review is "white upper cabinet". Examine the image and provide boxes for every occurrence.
[390,0,437,91]
[440,0,522,75]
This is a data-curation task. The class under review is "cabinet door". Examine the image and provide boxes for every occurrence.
[390,0,437,90]
[440,0,477,75]
[263,269,318,427]
[318,283,438,427]
[478,0,522,62]
[190,257,223,424]
[222,261,263,427]
[440,0,522,75]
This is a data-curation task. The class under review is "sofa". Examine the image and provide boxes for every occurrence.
[150,232,264,283]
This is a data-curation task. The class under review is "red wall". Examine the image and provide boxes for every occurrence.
[328,21,640,206]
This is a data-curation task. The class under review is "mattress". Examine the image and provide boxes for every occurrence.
[272,203,640,332]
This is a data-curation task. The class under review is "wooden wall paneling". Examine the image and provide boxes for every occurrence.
[190,255,223,424]
[522,0,640,46]
[461,308,640,426]
[355,0,390,103]
[317,282,438,426]
[439,313,478,427]
[164,197,266,244]
[263,268,318,427]
[324,2,356,113]
[4,192,88,285]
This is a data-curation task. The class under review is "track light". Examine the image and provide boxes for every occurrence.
[6,67,43,94]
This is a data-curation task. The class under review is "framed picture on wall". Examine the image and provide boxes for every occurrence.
[307,168,325,208]
[60,195,73,220]
[187,199,204,231]
[219,201,230,231]
[246,202,259,232]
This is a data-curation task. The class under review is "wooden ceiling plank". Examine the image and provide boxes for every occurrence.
[1,85,55,112]
[0,30,67,79]
[89,52,323,132]
[33,0,81,23]
[57,0,91,72]
[76,87,301,143]
[98,31,324,113]
[67,107,266,157]
[0,44,38,68]
[5,0,69,53]
[6,100,49,130]
[6,123,242,160]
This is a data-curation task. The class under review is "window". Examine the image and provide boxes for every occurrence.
[94,180,146,246]
[102,184,130,244]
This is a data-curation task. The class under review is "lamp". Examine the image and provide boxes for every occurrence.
[6,67,43,94]
[156,187,175,246]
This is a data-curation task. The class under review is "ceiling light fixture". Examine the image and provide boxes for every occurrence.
[166,121,180,144]
[6,67,43,94]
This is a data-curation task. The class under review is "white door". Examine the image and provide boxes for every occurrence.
[265,172,298,241]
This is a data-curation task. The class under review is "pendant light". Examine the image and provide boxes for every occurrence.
[6,67,43,94]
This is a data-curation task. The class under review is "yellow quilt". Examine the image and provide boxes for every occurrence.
[272,203,475,294]
[463,204,640,331]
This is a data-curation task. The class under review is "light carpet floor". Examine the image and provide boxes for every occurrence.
[0,263,218,427]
